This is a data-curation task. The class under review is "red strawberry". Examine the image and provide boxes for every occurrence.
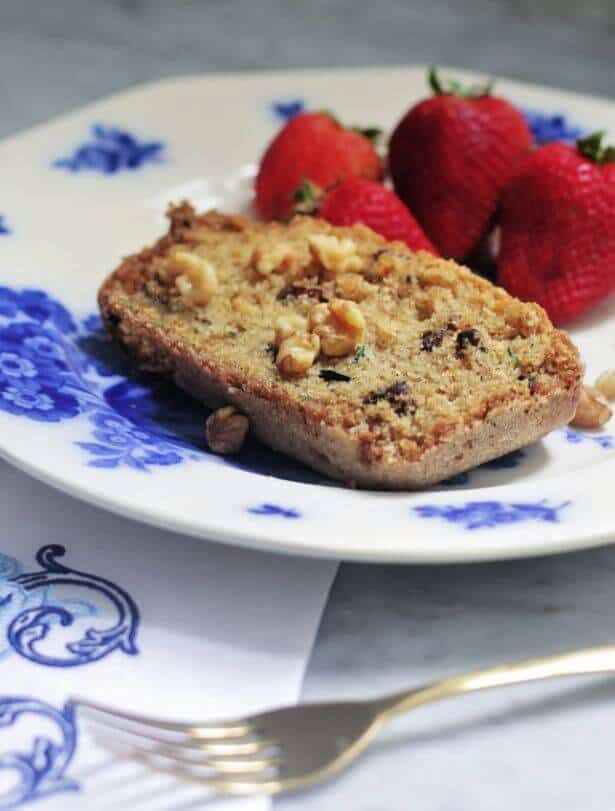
[388,69,532,260]
[295,178,438,254]
[255,112,383,220]
[498,132,615,324]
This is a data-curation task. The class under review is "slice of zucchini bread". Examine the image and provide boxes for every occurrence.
[98,203,582,488]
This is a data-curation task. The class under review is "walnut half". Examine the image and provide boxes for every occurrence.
[309,234,363,275]
[308,299,366,357]
[205,406,249,454]
[276,333,320,377]
[570,386,612,429]
[170,249,218,306]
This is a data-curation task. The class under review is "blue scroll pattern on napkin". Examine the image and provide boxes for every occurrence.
[0,545,140,805]
[53,124,164,175]
[6,545,139,668]
[0,697,79,809]
[0,551,95,663]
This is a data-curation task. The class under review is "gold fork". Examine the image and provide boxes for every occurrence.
[74,644,615,796]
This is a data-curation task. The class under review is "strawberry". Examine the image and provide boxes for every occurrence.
[388,69,532,260]
[255,112,383,220]
[294,178,438,254]
[498,132,615,324]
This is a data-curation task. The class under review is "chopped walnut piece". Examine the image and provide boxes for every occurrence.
[205,405,249,454]
[252,241,294,276]
[335,272,376,302]
[276,333,320,377]
[274,313,308,348]
[570,385,612,429]
[309,234,363,275]
[170,249,218,306]
[308,299,366,357]
[595,370,615,401]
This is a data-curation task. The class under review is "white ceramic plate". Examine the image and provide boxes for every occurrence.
[0,66,613,563]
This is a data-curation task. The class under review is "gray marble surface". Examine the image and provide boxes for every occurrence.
[2,1,615,808]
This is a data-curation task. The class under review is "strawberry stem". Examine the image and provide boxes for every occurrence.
[351,125,382,144]
[318,110,381,143]
[292,179,323,215]
[428,67,493,99]
[577,131,615,164]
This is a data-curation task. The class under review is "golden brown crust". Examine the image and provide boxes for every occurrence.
[98,204,583,488]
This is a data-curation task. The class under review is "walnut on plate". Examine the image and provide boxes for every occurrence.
[205,405,249,454]
[570,385,612,429]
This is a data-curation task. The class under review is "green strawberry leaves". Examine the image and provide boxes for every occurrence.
[577,131,615,164]
[428,67,493,99]
[351,126,383,144]
[292,179,323,215]
[317,110,382,144]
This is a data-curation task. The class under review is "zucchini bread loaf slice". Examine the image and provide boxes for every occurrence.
[99,203,582,488]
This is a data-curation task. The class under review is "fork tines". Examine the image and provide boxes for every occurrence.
[74,698,281,791]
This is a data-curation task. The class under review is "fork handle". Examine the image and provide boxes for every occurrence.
[381,644,615,720]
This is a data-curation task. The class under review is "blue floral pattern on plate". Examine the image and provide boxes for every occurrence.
[0,215,9,236]
[54,124,164,175]
[0,286,341,481]
[523,110,585,145]
[272,99,305,121]
[0,288,202,469]
[0,697,78,808]
[248,504,301,519]
[414,500,571,530]
[561,426,614,450]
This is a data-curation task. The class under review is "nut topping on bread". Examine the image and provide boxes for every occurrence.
[307,299,365,358]
[99,204,583,488]
[276,333,321,377]
[168,249,218,306]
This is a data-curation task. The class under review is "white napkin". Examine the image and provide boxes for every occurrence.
[0,460,337,810]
